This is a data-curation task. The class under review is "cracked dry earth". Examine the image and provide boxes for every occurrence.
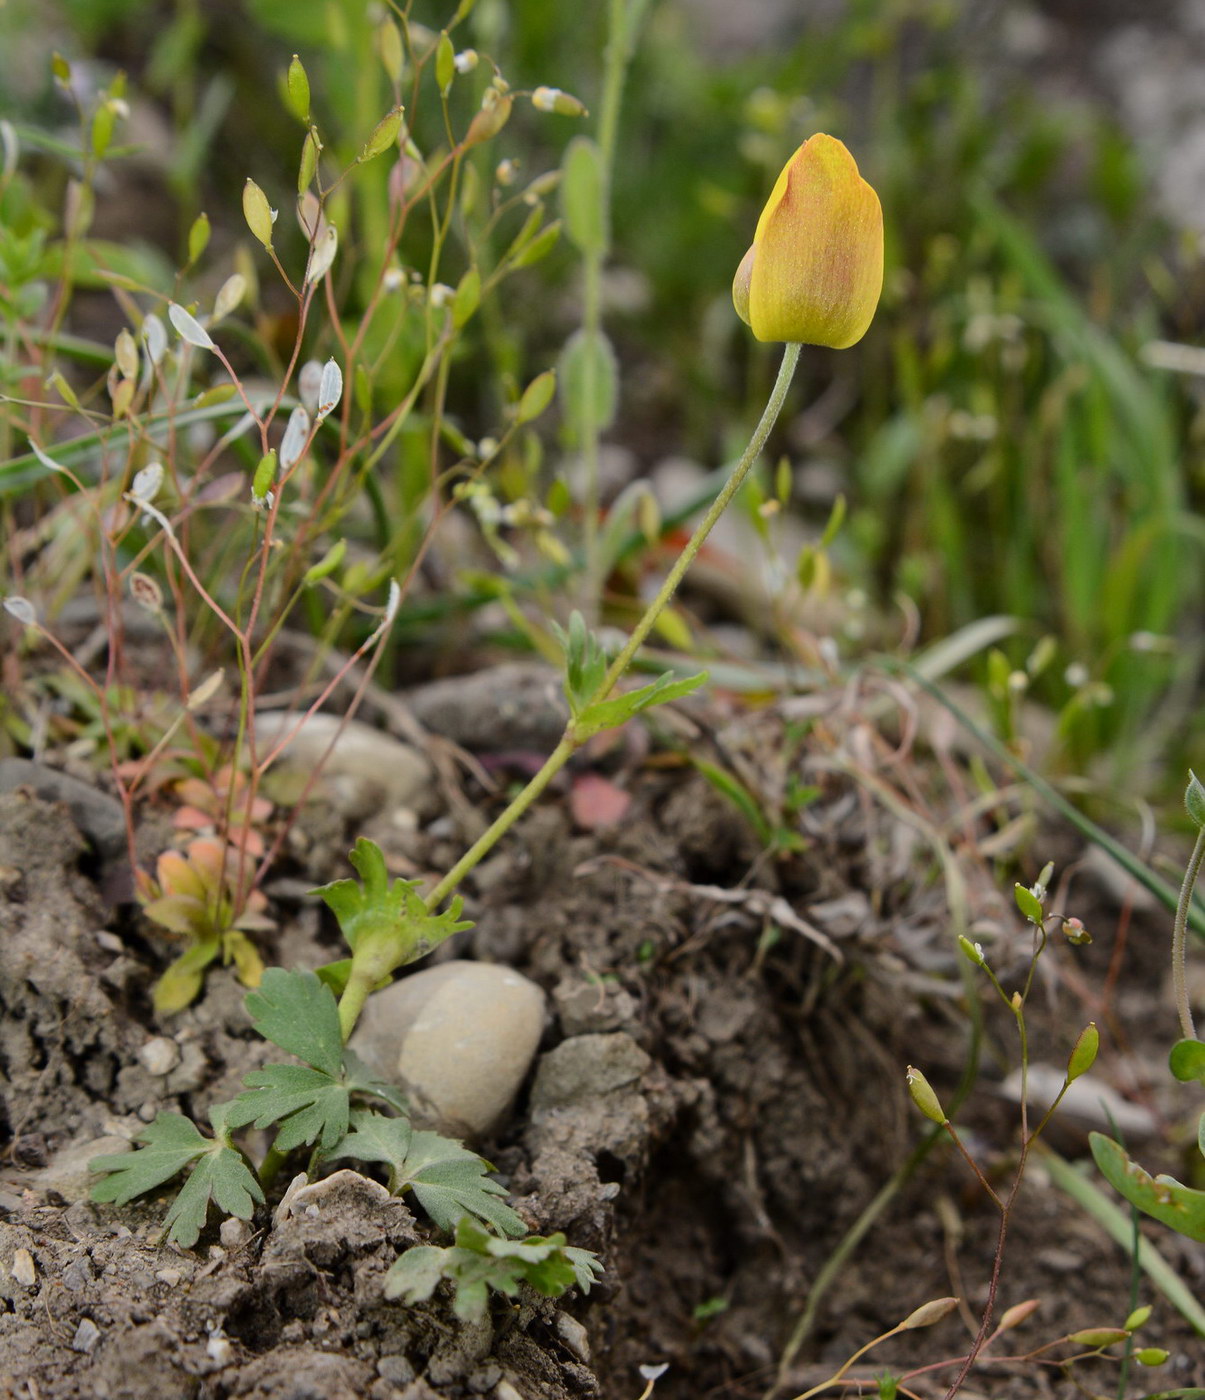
[1,675,1204,1400]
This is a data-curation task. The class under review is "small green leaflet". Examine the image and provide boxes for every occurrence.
[384,1215,603,1321]
[571,670,707,742]
[225,969,404,1152]
[89,1106,263,1248]
[312,838,472,973]
[330,1109,526,1236]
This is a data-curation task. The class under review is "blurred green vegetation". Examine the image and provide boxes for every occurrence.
[1,0,1202,795]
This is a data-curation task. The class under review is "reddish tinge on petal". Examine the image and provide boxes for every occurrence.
[735,133,883,348]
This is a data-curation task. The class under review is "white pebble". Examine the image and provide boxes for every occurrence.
[138,1036,181,1076]
[72,1318,101,1353]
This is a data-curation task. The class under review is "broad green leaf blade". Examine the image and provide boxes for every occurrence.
[1090,1133,1205,1242]
[225,1064,350,1153]
[89,1113,209,1205]
[561,136,605,255]
[153,939,222,1014]
[244,968,343,1075]
[558,328,618,445]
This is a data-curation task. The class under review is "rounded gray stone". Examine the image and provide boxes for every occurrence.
[529,1032,651,1111]
[253,712,435,819]
[349,961,546,1140]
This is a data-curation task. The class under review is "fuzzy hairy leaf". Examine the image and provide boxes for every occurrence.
[225,1063,350,1154]
[89,1109,263,1248]
[331,1110,525,1236]
[159,1138,264,1246]
[244,967,343,1075]
[384,1215,602,1321]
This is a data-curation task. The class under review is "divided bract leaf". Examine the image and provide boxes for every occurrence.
[311,838,472,970]
[572,670,707,740]
[243,967,344,1075]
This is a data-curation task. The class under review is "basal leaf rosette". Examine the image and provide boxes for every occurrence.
[732,133,883,348]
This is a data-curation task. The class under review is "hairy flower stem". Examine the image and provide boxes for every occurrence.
[1173,826,1205,1041]
[579,0,653,621]
[426,343,802,913]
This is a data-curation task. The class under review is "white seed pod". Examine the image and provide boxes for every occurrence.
[30,439,68,475]
[305,224,338,285]
[3,596,37,625]
[315,358,342,421]
[212,273,246,322]
[130,460,163,503]
[298,360,323,414]
[168,302,215,350]
[142,312,167,367]
[278,405,311,471]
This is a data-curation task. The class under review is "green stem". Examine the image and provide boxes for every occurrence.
[426,736,577,910]
[425,342,801,912]
[580,0,651,619]
[338,966,378,1043]
[257,1143,288,1191]
[596,342,801,700]
[1173,826,1205,1040]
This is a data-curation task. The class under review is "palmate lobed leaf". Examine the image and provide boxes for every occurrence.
[224,1063,351,1154]
[89,1110,263,1248]
[329,1110,526,1236]
[160,1140,264,1246]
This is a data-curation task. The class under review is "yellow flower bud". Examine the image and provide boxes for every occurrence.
[732,133,883,348]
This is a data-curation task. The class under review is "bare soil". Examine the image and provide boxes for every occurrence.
[1,676,1204,1400]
